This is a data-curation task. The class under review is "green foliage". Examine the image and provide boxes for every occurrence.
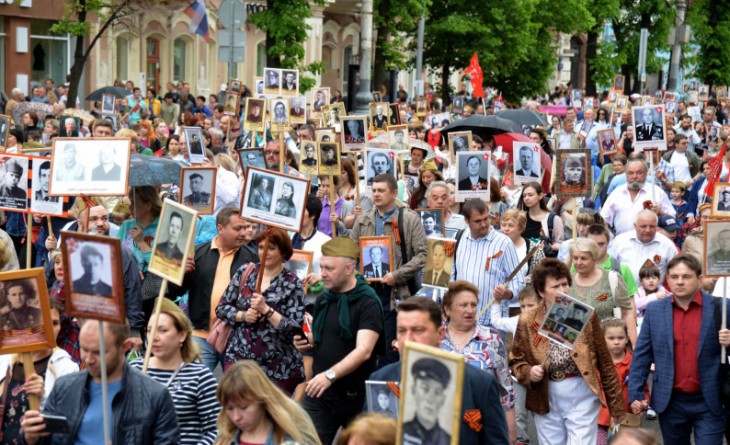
[589,39,625,87]
[299,61,325,93]
[686,0,730,86]
[373,0,431,70]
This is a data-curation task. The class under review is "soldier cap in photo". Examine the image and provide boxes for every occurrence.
[412,357,450,387]
[190,173,204,181]
[5,158,23,174]
[321,236,359,260]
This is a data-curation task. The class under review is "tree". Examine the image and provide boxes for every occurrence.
[686,0,730,88]
[583,0,621,96]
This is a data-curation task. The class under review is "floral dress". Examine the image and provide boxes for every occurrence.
[216,263,305,383]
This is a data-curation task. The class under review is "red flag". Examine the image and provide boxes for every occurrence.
[463,53,485,99]
[502,170,514,187]
[705,140,727,196]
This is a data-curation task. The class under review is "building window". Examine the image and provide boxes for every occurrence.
[29,19,69,87]
[173,38,186,82]
[256,42,266,76]
[116,36,129,81]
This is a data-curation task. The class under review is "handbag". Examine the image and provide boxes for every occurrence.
[206,263,256,354]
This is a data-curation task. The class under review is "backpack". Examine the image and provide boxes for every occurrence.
[543,212,559,258]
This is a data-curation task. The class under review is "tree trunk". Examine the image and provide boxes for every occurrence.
[265,0,280,68]
[441,63,450,105]
[585,31,598,96]
[372,0,390,94]
[67,34,87,109]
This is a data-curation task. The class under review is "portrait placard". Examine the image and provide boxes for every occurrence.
[289,96,306,124]
[555,149,592,198]
[687,91,699,105]
[223,92,239,116]
[51,138,133,197]
[243,98,267,132]
[341,116,367,152]
[388,125,409,152]
[288,250,313,282]
[571,89,583,108]
[0,154,29,212]
[665,101,677,114]
[422,237,455,289]
[181,126,206,165]
[310,87,330,117]
[29,156,65,216]
[397,342,463,445]
[455,151,490,202]
[240,167,310,233]
[371,91,382,103]
[370,102,390,133]
[61,232,126,324]
[597,128,618,159]
[615,95,629,113]
[281,69,299,96]
[101,95,116,115]
[704,219,730,277]
[613,75,625,92]
[416,100,428,117]
[716,86,727,100]
[632,105,667,151]
[315,128,336,143]
[263,68,281,95]
[148,199,198,285]
[299,141,319,176]
[0,268,55,355]
[448,131,472,163]
[359,236,394,282]
[513,142,542,184]
[323,103,346,132]
[270,98,290,132]
[608,91,619,104]
[538,291,594,349]
[366,380,399,419]
[179,166,217,215]
[415,208,445,238]
[254,77,265,97]
[238,148,265,175]
[228,78,243,95]
[365,149,397,187]
[59,116,81,137]
[451,97,465,114]
[390,104,401,125]
[317,142,341,176]
[583,97,594,109]
[663,92,678,103]
[699,84,710,102]
[712,183,730,219]
[0,114,9,148]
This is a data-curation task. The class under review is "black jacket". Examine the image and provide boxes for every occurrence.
[168,240,258,330]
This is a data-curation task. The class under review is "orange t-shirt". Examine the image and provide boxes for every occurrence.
[598,350,648,426]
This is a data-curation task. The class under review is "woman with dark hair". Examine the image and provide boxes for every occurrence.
[510,259,626,445]
[215,229,305,394]
[488,176,509,228]
[530,127,554,158]
[595,107,610,126]
[275,182,297,218]
[547,115,561,136]
[517,182,563,254]
[165,134,183,161]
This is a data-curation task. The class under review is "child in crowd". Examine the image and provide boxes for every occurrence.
[670,181,689,245]
[634,263,670,325]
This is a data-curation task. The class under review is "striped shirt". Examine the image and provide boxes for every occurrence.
[450,228,525,326]
[130,359,219,445]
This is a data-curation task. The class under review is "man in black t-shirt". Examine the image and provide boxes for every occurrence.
[294,237,385,445]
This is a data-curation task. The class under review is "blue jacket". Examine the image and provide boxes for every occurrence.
[22,363,179,445]
[370,360,509,445]
[686,175,707,219]
[629,291,728,414]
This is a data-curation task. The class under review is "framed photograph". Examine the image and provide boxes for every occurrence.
[689,80,698,90]
[451,97,465,114]
[370,102,390,133]
[0,154,29,212]
[712,184,730,218]
[59,116,81,137]
[148,199,198,285]
[341,116,367,152]
[366,380,399,419]
[513,142,542,184]
[318,142,341,176]
[388,125,410,152]
[229,78,243,95]
[299,141,319,176]
[179,166,217,215]
[29,156,64,216]
[290,96,306,124]
[687,91,699,105]
[390,104,401,125]
[281,69,299,96]
[699,84,710,102]
[663,92,678,103]
[416,100,428,117]
[255,77,265,97]
[538,291,594,349]
[555,149,592,198]
[234,130,264,150]
[240,167,310,233]
[665,101,677,114]
[397,342,464,445]
[61,232,126,324]
[243,98,267,132]
[365,149,397,187]
[270,98,290,132]
[571,89,583,106]
[448,131,472,163]
[608,91,619,104]
[371,91,382,103]
[716,86,727,100]
[0,268,55,355]
[223,92,239,116]
[415,208,446,238]
[238,148,265,175]
[632,105,666,151]
[288,250,313,282]
[263,67,281,95]
[0,114,11,147]
[597,128,618,159]
[316,128,336,143]
[704,220,730,276]
[455,151,490,203]
[422,237,455,289]
[311,87,330,116]
[183,126,207,164]
[583,97,594,109]
[613,75,625,92]
[615,95,629,113]
[101,95,116,115]
[359,236,393,282]
[323,103,346,132]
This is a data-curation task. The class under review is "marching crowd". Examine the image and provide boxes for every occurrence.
[2,79,730,445]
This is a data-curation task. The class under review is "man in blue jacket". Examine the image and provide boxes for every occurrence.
[629,254,730,444]
[20,320,179,444]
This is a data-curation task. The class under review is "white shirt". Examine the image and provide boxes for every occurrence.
[669,150,692,183]
[609,231,678,283]
[558,131,573,149]
[600,183,676,235]
[445,212,467,238]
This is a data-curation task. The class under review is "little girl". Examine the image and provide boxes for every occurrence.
[670,182,689,246]
[634,263,670,326]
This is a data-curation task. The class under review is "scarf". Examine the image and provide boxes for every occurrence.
[312,274,382,344]
[292,228,318,250]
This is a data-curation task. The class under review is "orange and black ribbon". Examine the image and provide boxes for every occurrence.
[643,200,654,210]
[484,250,503,271]
[653,254,661,264]
[387,381,400,399]
[464,409,483,432]
[391,220,402,244]
[595,292,609,302]
[531,321,546,347]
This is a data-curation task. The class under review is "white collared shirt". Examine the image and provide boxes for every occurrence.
[609,231,678,283]
[600,183,676,235]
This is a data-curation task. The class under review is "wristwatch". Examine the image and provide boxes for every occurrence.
[325,369,336,382]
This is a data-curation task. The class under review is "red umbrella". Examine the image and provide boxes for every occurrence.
[493,132,552,192]
[538,105,570,116]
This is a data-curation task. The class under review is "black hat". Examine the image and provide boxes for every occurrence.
[411,357,450,387]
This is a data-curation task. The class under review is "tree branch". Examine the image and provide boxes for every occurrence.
[82,0,134,61]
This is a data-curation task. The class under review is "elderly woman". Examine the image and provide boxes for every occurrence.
[510,259,626,445]
[215,229,305,394]
[499,209,545,281]
[441,281,517,443]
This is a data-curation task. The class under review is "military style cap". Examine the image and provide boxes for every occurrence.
[411,357,451,387]
[321,236,359,260]
[4,158,23,175]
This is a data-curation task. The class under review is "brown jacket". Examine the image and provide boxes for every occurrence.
[510,304,627,417]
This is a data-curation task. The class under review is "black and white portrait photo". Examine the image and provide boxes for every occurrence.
[239,148,265,175]
[423,237,454,289]
[372,91,382,103]
[30,158,62,216]
[183,126,206,164]
[713,185,730,218]
[255,78,265,98]
[290,96,306,124]
[234,130,264,150]
[416,209,444,238]
[365,149,396,186]
[613,75,625,92]
[281,70,298,95]
[633,106,664,142]
[223,92,239,116]
[59,117,80,138]
[360,237,393,282]
[271,99,290,130]
[247,172,274,212]
[455,151,490,202]
[91,145,123,181]
[312,88,330,113]
[274,180,298,218]
[180,167,216,215]
[370,103,389,131]
[229,79,242,95]
[388,126,409,151]
[288,250,313,282]
[101,95,115,115]
[318,142,341,176]
[704,221,730,277]
[0,278,41,331]
[451,97,464,114]
[240,167,309,233]
[513,143,541,183]
[244,98,266,132]
[342,117,366,152]
[390,104,400,125]
[539,292,593,348]
[448,132,472,163]
[0,155,28,211]
[0,269,55,354]
[149,199,197,285]
[71,243,114,298]
[555,149,591,198]
[324,103,345,132]
[366,381,399,419]
[0,115,9,148]
[264,68,281,95]
[299,141,319,176]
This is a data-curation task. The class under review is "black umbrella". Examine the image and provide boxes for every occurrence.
[496,109,549,127]
[441,115,522,139]
[86,86,129,101]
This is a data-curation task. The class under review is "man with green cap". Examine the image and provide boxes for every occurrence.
[294,236,384,445]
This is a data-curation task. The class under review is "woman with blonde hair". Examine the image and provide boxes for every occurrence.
[131,298,220,445]
[499,208,545,282]
[215,360,321,445]
[336,413,397,445]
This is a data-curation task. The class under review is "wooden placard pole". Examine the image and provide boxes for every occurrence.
[723,279,728,364]
[354,152,361,203]
[279,132,285,173]
[255,229,271,293]
[142,279,169,372]
[21,352,40,410]
[330,175,337,237]
[572,198,578,241]
[98,320,112,445]
[26,216,32,270]
[46,215,53,236]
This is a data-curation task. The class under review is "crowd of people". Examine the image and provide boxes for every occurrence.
[1,78,730,445]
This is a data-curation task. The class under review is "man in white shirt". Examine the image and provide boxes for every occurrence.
[425,181,466,238]
[600,159,675,235]
[673,114,702,153]
[609,210,678,283]
[558,117,580,150]
[662,134,701,189]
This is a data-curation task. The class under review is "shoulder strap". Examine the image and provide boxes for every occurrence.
[452,229,466,277]
[608,270,619,307]
[610,256,622,274]
[398,207,408,266]
[547,212,556,241]
[238,262,257,294]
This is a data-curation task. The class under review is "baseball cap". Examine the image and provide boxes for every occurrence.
[658,215,679,232]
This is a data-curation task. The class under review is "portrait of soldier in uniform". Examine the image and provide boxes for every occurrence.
[182,172,211,210]
[707,228,730,275]
[402,357,452,445]
[0,158,27,203]
[634,108,664,141]
[0,280,41,331]
[154,211,185,264]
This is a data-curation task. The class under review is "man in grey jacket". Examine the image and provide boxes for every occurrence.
[351,174,427,365]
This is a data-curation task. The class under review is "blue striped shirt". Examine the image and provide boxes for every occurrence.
[450,228,525,326]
